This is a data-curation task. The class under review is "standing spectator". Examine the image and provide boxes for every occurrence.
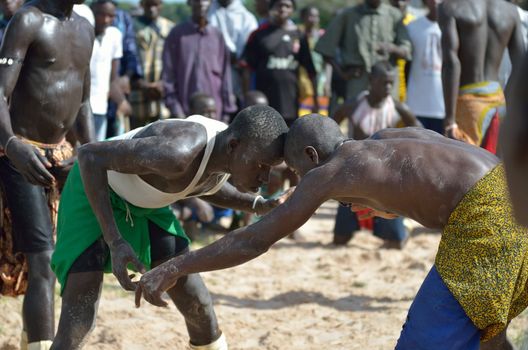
[254,0,270,23]
[106,7,144,136]
[130,0,173,129]
[90,0,128,141]
[162,0,235,121]
[389,0,415,102]
[207,0,258,105]
[0,0,23,42]
[242,0,318,126]
[314,0,412,104]
[73,4,95,26]
[406,0,444,134]
[298,5,329,112]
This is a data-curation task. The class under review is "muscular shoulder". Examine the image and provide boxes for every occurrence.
[139,120,209,161]
[7,6,45,32]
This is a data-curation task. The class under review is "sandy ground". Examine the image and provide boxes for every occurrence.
[1,201,528,349]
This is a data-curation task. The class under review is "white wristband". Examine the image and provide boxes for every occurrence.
[252,195,264,213]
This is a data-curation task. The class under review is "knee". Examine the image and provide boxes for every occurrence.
[26,251,55,284]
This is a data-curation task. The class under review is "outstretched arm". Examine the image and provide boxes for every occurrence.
[135,169,332,307]
[395,101,422,127]
[439,4,461,138]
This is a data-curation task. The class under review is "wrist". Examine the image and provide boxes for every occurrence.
[109,237,126,250]
[3,135,18,157]
[252,195,265,214]
[445,122,458,132]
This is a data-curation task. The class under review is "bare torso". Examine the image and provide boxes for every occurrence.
[442,0,518,85]
[328,129,499,229]
[8,4,93,143]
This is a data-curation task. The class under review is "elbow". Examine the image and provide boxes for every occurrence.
[77,144,99,170]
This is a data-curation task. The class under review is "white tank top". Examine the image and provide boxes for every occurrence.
[350,91,400,137]
[107,115,230,208]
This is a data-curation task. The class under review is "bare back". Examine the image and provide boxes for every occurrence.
[326,129,499,229]
[442,0,519,85]
[2,4,93,143]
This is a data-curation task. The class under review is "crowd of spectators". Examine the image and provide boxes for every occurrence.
[1,0,526,244]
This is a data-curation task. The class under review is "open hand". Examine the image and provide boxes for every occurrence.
[6,138,55,187]
[110,238,146,291]
[135,259,180,308]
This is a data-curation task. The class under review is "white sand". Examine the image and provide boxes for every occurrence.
[1,201,527,349]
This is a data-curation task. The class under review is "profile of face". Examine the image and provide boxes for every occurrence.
[270,0,294,24]
[302,7,319,28]
[141,0,162,20]
[0,0,23,18]
[93,2,116,34]
[369,71,395,99]
[365,0,382,9]
[255,0,269,18]
[191,97,217,120]
[188,0,211,20]
[228,140,283,193]
[389,0,410,12]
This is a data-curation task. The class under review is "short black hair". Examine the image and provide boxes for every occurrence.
[285,114,345,166]
[189,92,214,111]
[300,5,317,18]
[269,0,296,10]
[91,0,117,9]
[228,105,288,154]
[370,61,395,78]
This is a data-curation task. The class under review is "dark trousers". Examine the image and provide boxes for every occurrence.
[333,205,408,242]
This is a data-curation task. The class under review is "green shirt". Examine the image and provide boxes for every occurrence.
[314,3,411,72]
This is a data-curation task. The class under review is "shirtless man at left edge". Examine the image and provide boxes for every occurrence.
[0,0,95,347]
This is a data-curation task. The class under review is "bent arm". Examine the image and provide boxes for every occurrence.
[151,170,330,279]
[203,181,262,213]
[77,137,192,246]
[395,101,422,127]
[439,5,461,129]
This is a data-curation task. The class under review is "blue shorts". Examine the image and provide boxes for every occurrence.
[395,266,480,350]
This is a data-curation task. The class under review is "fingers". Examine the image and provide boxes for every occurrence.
[135,283,168,308]
[131,258,147,275]
[114,264,137,291]
[31,153,55,185]
[135,286,143,308]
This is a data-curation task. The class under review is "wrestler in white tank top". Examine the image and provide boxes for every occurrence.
[107,115,230,209]
[349,91,400,137]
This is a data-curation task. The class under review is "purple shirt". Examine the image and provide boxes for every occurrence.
[162,21,236,119]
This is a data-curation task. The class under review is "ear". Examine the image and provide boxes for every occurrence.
[304,146,319,164]
[227,138,240,155]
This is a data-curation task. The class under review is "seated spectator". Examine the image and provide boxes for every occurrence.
[162,0,236,121]
[332,61,421,249]
[189,92,217,120]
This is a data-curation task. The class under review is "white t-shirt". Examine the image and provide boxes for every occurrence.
[406,16,445,119]
[90,26,123,115]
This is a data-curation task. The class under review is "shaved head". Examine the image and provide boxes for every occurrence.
[285,114,345,174]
